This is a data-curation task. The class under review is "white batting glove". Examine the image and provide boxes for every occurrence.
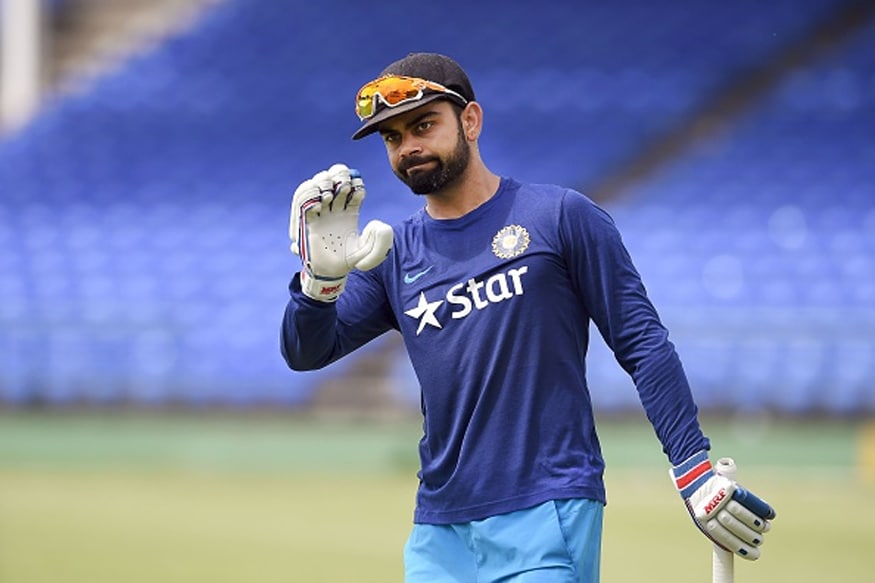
[671,451,776,560]
[289,164,393,302]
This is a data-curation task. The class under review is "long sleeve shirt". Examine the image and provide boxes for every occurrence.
[281,177,709,524]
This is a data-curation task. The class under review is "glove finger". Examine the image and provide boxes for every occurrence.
[290,179,322,254]
[292,179,320,215]
[328,163,350,181]
[732,485,777,520]
[349,220,393,271]
[328,163,353,207]
[294,178,324,217]
[724,499,771,533]
[312,171,336,209]
[346,173,366,212]
[717,507,766,546]
[705,519,762,561]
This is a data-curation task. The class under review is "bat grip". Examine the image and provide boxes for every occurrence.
[713,457,737,583]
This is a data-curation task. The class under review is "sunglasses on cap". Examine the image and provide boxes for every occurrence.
[355,75,468,121]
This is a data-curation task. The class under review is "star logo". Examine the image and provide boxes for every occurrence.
[404,292,443,335]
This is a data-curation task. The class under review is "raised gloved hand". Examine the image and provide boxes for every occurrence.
[671,451,776,560]
[289,163,393,302]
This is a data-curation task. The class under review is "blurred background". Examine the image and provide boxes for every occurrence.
[0,0,873,581]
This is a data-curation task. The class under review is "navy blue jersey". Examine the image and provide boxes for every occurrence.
[282,177,709,524]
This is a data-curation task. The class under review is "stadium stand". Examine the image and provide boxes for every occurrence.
[0,0,871,413]
[586,15,875,414]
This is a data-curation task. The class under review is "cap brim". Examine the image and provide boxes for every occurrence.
[351,94,465,140]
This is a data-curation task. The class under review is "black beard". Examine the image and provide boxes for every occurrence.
[395,131,470,195]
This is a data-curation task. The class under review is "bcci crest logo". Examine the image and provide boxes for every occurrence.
[492,225,530,259]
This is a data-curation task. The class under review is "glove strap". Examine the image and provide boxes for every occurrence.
[301,269,347,302]
[671,450,714,498]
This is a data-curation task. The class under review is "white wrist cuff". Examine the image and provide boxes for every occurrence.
[301,270,347,302]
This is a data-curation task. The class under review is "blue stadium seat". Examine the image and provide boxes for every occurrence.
[0,0,870,411]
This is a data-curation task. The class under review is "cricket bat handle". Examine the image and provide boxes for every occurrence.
[712,457,737,583]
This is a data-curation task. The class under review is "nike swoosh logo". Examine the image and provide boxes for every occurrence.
[404,266,434,284]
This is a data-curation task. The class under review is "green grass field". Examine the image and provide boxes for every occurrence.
[1,412,872,582]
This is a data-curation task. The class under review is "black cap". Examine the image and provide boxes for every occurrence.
[352,53,475,140]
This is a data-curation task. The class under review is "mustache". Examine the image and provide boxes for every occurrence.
[398,155,439,174]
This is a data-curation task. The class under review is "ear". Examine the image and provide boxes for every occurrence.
[461,102,483,141]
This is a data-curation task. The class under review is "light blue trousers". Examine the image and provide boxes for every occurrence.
[404,498,604,582]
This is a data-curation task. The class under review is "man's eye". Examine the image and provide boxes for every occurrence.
[418,121,434,131]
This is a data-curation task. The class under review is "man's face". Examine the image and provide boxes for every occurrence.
[377,101,471,195]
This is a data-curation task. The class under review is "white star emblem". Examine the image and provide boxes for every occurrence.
[404,292,443,335]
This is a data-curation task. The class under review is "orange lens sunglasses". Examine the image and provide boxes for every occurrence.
[355,75,467,120]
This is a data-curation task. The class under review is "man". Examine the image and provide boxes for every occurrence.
[281,53,775,582]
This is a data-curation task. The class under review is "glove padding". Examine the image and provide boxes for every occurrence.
[671,451,776,560]
[289,164,393,301]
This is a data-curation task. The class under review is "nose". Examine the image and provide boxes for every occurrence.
[397,134,423,159]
